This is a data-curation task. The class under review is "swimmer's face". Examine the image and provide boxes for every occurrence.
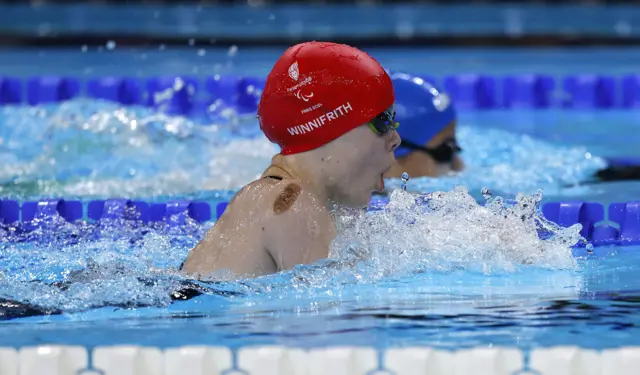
[322,121,400,208]
[427,120,464,175]
[386,120,463,179]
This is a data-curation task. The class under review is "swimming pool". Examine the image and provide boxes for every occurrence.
[2,46,640,374]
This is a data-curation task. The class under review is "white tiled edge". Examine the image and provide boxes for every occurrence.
[0,345,639,375]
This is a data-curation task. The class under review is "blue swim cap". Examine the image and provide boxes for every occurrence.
[391,71,457,158]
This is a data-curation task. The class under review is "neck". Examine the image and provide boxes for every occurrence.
[272,154,334,210]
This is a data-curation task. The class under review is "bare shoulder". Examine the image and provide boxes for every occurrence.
[180,179,282,278]
[228,177,303,216]
[229,177,320,215]
[182,177,333,278]
[261,180,335,270]
[263,180,326,226]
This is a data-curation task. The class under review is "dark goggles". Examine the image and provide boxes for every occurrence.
[368,107,399,135]
[400,137,462,164]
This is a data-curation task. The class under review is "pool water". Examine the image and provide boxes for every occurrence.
[2,100,631,202]
[0,186,636,350]
[1,219,640,350]
[1,47,640,351]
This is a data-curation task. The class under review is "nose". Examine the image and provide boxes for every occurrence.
[387,129,401,152]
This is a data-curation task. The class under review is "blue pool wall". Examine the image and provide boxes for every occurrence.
[1,3,640,40]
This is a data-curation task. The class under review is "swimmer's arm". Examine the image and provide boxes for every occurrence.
[262,193,332,271]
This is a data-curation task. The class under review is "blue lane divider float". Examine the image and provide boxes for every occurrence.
[3,197,640,249]
[146,76,199,115]
[0,200,20,224]
[86,77,142,106]
[21,199,83,231]
[562,75,616,109]
[149,200,211,226]
[201,74,239,116]
[0,199,212,232]
[22,199,83,222]
[215,202,229,221]
[3,74,640,112]
[236,76,266,114]
[88,199,150,223]
[26,76,81,106]
[206,74,239,104]
[0,77,21,105]
[502,74,554,109]
[622,75,640,108]
[442,74,497,110]
[541,202,604,241]
[608,202,640,245]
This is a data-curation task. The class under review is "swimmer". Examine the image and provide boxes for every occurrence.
[181,42,401,280]
[384,72,464,179]
[383,71,640,184]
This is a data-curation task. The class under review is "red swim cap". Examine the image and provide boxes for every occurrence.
[257,41,394,155]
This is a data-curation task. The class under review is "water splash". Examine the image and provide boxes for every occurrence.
[481,187,492,200]
[0,99,271,198]
[0,186,582,314]
[0,215,207,312]
[339,187,578,273]
[400,172,409,191]
[235,187,583,303]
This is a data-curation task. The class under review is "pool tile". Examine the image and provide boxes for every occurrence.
[19,346,87,375]
[164,346,232,375]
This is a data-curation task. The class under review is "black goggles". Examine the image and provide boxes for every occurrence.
[368,107,399,135]
[400,137,462,164]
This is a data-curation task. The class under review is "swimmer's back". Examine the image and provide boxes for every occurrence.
[181,169,335,280]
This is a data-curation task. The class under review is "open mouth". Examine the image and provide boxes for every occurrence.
[376,165,393,192]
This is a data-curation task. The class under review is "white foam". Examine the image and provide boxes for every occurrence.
[329,187,580,277]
